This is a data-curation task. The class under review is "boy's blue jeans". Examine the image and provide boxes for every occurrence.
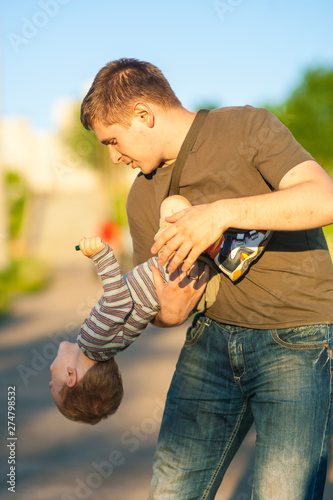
[148,314,333,500]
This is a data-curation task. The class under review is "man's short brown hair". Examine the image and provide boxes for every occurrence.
[80,58,182,129]
[57,357,123,425]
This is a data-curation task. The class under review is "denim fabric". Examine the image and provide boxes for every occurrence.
[148,314,333,500]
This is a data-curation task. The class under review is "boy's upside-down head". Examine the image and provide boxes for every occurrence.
[50,341,123,425]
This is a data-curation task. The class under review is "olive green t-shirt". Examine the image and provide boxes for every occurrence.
[126,106,333,329]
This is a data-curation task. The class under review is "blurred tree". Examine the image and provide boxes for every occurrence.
[60,102,111,175]
[60,102,131,231]
[195,103,220,111]
[0,170,50,316]
[5,171,29,240]
[266,67,333,173]
[0,171,9,270]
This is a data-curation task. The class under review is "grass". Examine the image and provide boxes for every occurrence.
[0,258,50,318]
[323,225,333,257]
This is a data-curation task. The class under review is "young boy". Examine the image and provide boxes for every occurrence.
[50,195,271,424]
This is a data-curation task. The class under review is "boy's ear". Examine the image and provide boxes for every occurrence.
[66,367,77,388]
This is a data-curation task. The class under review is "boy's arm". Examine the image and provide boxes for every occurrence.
[122,257,167,334]
[77,239,134,361]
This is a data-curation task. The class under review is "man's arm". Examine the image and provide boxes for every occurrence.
[152,160,333,274]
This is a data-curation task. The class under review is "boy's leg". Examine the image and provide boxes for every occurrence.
[154,196,192,250]
[157,196,273,282]
[160,195,192,219]
[206,230,273,281]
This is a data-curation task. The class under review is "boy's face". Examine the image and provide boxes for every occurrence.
[49,341,76,405]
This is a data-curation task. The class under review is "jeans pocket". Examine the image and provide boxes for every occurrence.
[271,324,329,350]
[185,314,208,346]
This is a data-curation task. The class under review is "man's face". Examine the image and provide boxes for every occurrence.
[49,341,76,405]
[93,117,165,175]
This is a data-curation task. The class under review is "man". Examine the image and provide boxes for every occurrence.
[81,58,333,499]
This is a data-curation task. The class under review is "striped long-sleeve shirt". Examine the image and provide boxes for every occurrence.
[77,244,168,361]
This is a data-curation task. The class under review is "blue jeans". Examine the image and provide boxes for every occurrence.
[148,315,333,500]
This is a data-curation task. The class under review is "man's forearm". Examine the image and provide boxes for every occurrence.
[215,179,333,233]
[221,160,333,232]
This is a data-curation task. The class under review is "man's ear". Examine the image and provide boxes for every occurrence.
[132,102,154,128]
[66,367,77,388]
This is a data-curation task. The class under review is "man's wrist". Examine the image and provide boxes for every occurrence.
[152,311,185,328]
[151,312,164,328]
[213,198,235,233]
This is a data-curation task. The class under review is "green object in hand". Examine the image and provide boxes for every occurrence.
[75,245,80,251]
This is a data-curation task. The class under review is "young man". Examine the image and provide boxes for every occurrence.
[80,58,333,500]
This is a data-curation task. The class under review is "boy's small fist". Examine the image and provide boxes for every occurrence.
[79,237,105,257]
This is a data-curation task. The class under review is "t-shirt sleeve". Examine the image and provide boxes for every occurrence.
[241,107,314,190]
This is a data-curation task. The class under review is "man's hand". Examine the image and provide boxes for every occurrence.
[78,236,105,257]
[151,203,228,274]
[150,261,209,327]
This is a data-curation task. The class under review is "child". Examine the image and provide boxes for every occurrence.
[50,195,271,424]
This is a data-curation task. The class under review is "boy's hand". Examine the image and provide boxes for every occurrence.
[78,237,105,257]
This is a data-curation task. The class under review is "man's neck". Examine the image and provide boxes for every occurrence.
[157,107,197,167]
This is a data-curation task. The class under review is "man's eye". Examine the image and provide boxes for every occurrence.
[109,140,117,146]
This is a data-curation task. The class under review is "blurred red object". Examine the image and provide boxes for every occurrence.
[100,221,120,248]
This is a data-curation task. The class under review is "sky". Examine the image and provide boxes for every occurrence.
[1,0,333,132]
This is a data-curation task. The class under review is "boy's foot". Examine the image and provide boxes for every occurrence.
[208,230,273,281]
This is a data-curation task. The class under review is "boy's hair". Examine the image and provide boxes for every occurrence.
[80,57,182,129]
[57,358,124,425]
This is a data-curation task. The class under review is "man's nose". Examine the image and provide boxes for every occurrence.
[107,145,122,164]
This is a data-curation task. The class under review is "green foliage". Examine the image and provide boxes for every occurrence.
[323,225,333,258]
[60,102,129,228]
[5,171,29,239]
[0,171,51,317]
[0,258,50,318]
[114,192,129,227]
[195,103,220,111]
[60,103,110,171]
[266,67,333,173]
